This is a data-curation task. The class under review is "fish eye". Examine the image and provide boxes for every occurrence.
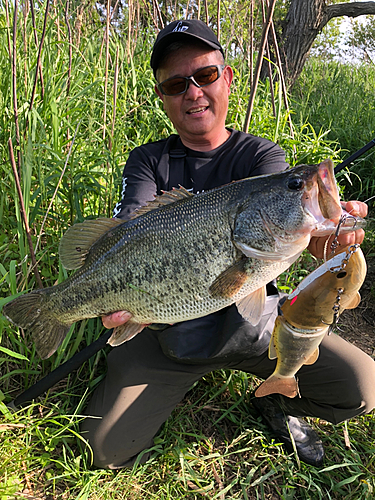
[287,176,305,191]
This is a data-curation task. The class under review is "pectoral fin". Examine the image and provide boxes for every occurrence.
[107,320,146,346]
[234,242,286,261]
[209,260,251,299]
[236,286,266,326]
[234,236,309,262]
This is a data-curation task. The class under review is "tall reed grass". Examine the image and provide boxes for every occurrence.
[0,4,374,499]
[292,58,375,202]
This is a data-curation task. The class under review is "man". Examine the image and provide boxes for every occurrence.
[81,19,374,469]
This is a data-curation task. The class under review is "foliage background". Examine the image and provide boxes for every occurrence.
[0,0,374,498]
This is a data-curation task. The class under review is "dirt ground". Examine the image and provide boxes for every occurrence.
[338,254,375,358]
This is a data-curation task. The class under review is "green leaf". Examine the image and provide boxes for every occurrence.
[0,346,29,361]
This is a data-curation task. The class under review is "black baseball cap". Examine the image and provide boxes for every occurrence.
[151,19,224,76]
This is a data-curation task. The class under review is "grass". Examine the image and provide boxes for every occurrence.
[1,369,375,499]
[292,58,375,203]
[0,4,374,499]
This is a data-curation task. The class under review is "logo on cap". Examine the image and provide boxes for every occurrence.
[172,21,189,33]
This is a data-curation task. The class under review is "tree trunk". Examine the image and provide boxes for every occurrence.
[280,0,375,87]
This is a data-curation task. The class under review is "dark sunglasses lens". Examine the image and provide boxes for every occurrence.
[161,78,187,95]
[194,66,219,86]
[160,66,222,95]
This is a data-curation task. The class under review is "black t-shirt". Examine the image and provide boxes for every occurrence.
[113,129,289,219]
[112,129,289,363]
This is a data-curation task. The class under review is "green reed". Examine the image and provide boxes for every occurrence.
[292,58,375,203]
[0,4,374,499]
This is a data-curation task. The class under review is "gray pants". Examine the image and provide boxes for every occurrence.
[81,324,375,469]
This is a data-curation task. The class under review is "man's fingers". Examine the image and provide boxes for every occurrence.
[308,227,366,260]
[341,200,368,218]
[102,311,133,329]
[336,228,365,248]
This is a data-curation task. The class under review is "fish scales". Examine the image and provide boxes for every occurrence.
[50,180,276,323]
[3,160,365,359]
[49,177,297,322]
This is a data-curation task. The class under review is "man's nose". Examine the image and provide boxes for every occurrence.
[184,79,204,99]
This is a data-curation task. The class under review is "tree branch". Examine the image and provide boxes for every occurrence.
[327,1,375,24]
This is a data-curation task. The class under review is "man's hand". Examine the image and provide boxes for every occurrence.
[102,311,133,329]
[308,200,368,260]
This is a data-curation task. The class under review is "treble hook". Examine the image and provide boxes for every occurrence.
[329,214,358,255]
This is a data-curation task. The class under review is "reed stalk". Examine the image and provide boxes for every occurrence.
[4,0,12,57]
[249,0,254,88]
[29,0,50,116]
[184,0,190,19]
[217,0,220,41]
[8,138,43,288]
[103,0,110,141]
[22,0,29,97]
[29,0,45,99]
[11,0,22,180]
[267,0,295,145]
[243,0,276,133]
[261,0,276,118]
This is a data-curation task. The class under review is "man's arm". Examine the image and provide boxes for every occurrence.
[113,146,159,220]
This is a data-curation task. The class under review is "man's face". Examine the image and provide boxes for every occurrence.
[155,45,233,149]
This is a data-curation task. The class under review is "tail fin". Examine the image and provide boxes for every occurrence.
[2,291,72,359]
[255,375,299,399]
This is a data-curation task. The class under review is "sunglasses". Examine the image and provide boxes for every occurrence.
[157,65,226,96]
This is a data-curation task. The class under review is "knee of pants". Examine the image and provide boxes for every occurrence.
[80,402,155,470]
[81,431,152,470]
[330,341,375,418]
[284,334,375,424]
[352,362,375,417]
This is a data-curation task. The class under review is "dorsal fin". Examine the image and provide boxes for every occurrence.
[59,217,123,270]
[130,186,193,219]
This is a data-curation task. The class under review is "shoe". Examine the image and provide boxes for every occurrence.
[252,395,325,467]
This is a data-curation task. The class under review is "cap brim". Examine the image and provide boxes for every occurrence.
[151,32,222,75]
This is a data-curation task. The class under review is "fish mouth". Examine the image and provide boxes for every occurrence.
[316,159,342,221]
[303,159,342,226]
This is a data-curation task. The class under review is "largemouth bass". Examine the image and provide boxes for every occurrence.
[255,244,367,399]
[2,160,363,359]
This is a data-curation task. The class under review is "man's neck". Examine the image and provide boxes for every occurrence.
[179,128,231,152]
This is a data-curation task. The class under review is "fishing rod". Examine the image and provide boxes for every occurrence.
[334,137,375,174]
[8,328,113,409]
[8,137,375,409]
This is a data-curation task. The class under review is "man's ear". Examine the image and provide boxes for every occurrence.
[224,66,234,92]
